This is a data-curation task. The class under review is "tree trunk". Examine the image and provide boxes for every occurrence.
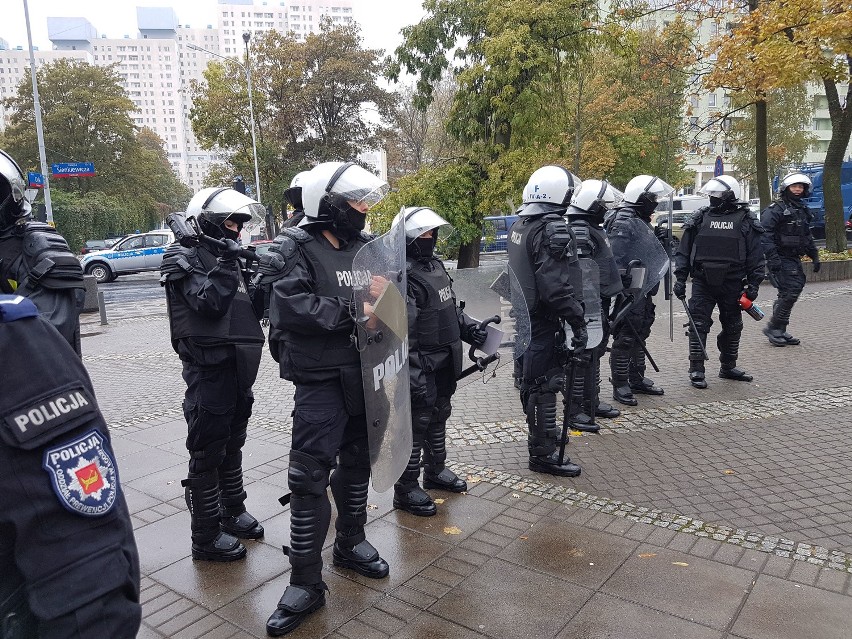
[754,99,771,209]
[457,239,481,269]
[823,64,852,253]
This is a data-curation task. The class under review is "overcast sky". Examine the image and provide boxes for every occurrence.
[2,0,426,57]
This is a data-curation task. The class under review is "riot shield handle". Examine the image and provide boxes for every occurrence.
[458,315,501,381]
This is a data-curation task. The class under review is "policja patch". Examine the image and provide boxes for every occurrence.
[42,429,118,517]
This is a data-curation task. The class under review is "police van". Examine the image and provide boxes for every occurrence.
[480,214,519,253]
[80,230,174,283]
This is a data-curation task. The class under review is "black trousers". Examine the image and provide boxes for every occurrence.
[687,277,744,368]
[768,256,806,330]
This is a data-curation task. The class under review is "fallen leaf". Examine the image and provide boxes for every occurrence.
[443,526,462,535]
[511,493,521,499]
[723,469,735,475]
[570,430,583,436]
[434,498,445,504]
[672,562,689,567]
[638,553,657,558]
[519,535,528,540]
[466,475,482,484]
[367,504,378,510]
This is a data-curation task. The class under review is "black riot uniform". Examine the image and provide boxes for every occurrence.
[674,199,765,387]
[605,205,666,405]
[0,294,140,639]
[568,215,623,431]
[393,236,482,516]
[0,150,83,354]
[760,187,818,346]
[161,237,266,561]
[508,207,587,477]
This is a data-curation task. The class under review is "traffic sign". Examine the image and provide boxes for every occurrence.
[714,155,724,177]
[50,162,96,178]
[27,172,45,188]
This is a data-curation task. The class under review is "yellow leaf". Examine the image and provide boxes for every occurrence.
[520,535,528,540]
[367,504,378,510]
[443,526,462,535]
[638,553,657,558]
[724,469,735,475]
[672,562,689,567]
[466,475,482,484]
[434,498,445,504]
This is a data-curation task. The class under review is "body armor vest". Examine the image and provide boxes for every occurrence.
[773,201,812,255]
[507,215,547,315]
[166,246,264,345]
[691,208,747,286]
[407,257,460,350]
[0,222,83,295]
[571,220,622,298]
[283,235,369,373]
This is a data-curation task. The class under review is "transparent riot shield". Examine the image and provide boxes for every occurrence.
[610,216,670,300]
[449,262,530,371]
[578,258,602,349]
[352,220,411,492]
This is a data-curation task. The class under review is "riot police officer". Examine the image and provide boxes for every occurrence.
[760,172,819,346]
[0,294,140,638]
[673,175,765,388]
[507,165,587,477]
[281,171,308,229]
[0,149,84,354]
[160,187,266,562]
[394,207,487,516]
[261,162,392,636]
[566,180,624,433]
[605,175,674,406]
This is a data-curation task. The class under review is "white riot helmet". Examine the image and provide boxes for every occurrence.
[0,149,31,228]
[519,165,582,217]
[568,179,624,224]
[301,161,389,238]
[399,206,449,259]
[698,174,742,205]
[186,186,265,239]
[778,172,812,197]
[283,171,309,210]
[623,175,675,216]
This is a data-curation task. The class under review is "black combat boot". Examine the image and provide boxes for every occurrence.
[764,299,799,346]
[610,348,637,406]
[218,457,264,539]
[183,472,246,562]
[593,359,620,417]
[331,462,389,579]
[570,363,599,433]
[628,348,664,395]
[718,329,753,382]
[688,328,708,389]
[394,408,437,515]
[529,451,582,477]
[526,386,581,477]
[266,583,328,637]
[423,402,467,492]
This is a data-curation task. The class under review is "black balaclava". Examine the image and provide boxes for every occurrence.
[635,192,658,221]
[782,185,805,205]
[320,194,366,242]
[222,223,241,242]
[0,177,24,229]
[407,234,437,260]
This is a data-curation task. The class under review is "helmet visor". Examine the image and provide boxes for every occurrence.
[697,178,733,198]
[402,206,449,242]
[329,165,389,210]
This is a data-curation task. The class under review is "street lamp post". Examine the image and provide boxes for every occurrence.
[187,40,261,204]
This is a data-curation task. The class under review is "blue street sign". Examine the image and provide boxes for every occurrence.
[27,172,45,188]
[714,155,724,177]
[50,162,96,178]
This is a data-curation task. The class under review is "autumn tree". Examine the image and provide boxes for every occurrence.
[190,19,394,208]
[708,0,852,251]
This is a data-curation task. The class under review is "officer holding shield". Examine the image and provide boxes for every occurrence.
[262,162,392,636]
[0,295,140,638]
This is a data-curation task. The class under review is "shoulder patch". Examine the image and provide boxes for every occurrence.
[4,387,98,447]
[42,429,117,517]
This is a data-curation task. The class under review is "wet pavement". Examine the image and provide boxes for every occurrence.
[79,276,852,638]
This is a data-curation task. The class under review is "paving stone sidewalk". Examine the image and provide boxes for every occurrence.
[80,277,852,638]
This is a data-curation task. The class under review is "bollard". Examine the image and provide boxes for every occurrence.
[98,291,108,325]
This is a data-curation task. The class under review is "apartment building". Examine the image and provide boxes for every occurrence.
[0,0,355,193]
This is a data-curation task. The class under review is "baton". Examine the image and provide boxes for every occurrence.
[558,356,579,465]
[624,317,660,373]
[680,296,709,360]
[457,315,501,381]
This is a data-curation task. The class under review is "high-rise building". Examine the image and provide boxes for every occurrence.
[0,1,356,193]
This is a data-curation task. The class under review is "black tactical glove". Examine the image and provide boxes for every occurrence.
[811,256,821,273]
[620,273,633,289]
[744,286,758,301]
[654,225,669,241]
[219,239,242,263]
[467,324,488,347]
[673,280,687,300]
[570,324,588,352]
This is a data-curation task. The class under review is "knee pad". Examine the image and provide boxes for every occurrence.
[288,450,331,497]
[338,439,371,470]
[433,396,452,424]
[612,333,635,351]
[225,421,248,456]
[188,447,226,475]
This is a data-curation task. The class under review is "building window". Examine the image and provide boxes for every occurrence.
[708,93,716,107]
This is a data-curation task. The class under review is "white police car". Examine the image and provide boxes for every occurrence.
[80,230,174,283]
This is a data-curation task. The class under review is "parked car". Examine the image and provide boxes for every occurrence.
[650,195,710,247]
[80,239,112,255]
[80,230,174,283]
[480,214,519,253]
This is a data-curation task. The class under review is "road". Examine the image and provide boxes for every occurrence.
[95,272,167,321]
